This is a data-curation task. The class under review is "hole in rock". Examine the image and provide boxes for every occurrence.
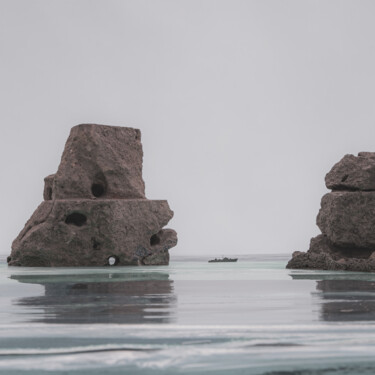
[334,247,373,259]
[91,183,105,197]
[65,212,87,227]
[91,172,107,198]
[108,256,119,266]
[92,237,101,250]
[341,174,349,182]
[150,233,161,246]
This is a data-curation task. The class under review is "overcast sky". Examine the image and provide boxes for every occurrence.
[1,0,375,258]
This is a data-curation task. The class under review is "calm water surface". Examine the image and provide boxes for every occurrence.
[1,254,375,374]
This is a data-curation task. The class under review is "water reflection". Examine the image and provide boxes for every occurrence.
[10,271,176,324]
[316,279,375,321]
[290,273,375,322]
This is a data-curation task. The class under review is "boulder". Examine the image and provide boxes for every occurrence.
[325,152,375,191]
[317,191,375,248]
[53,124,145,200]
[8,124,177,267]
[286,234,375,272]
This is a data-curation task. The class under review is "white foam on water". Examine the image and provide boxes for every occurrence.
[0,340,375,373]
[1,323,375,372]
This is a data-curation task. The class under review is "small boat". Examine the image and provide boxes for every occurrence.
[208,257,238,263]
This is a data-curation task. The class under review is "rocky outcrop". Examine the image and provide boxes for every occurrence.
[287,152,375,272]
[325,153,375,191]
[8,124,177,267]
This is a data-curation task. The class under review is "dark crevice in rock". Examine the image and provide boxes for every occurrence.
[91,183,105,197]
[320,236,374,260]
[65,212,87,226]
[331,187,375,192]
[331,186,360,192]
[329,247,373,261]
[150,233,161,246]
[91,172,107,198]
[91,237,101,250]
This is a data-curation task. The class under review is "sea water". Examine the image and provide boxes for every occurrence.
[1,254,375,374]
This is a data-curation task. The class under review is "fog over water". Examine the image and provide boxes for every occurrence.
[1,0,375,257]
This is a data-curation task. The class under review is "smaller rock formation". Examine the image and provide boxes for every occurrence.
[287,152,375,272]
[8,124,177,267]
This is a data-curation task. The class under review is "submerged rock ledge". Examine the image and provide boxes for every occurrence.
[8,124,177,267]
[287,152,375,272]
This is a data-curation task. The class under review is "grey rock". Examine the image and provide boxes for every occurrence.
[286,234,375,272]
[317,191,375,248]
[53,124,145,200]
[325,152,375,191]
[287,152,375,272]
[8,124,177,267]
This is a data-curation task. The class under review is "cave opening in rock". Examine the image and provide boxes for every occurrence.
[91,172,107,198]
[65,212,87,227]
[108,255,119,266]
[91,183,105,197]
[335,247,373,259]
[150,233,161,246]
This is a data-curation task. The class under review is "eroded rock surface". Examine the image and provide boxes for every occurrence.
[325,152,375,191]
[8,124,177,267]
[53,125,145,200]
[317,191,375,248]
[287,152,375,272]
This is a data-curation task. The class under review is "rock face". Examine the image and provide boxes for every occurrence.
[8,124,177,267]
[325,153,375,191]
[287,152,375,272]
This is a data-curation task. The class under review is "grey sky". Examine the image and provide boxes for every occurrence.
[1,0,375,257]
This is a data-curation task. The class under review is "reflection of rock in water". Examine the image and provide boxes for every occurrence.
[11,273,175,324]
[316,279,375,322]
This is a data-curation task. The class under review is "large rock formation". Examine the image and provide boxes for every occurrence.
[287,152,375,272]
[8,124,177,267]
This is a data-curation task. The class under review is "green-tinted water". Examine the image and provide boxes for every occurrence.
[1,255,375,374]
